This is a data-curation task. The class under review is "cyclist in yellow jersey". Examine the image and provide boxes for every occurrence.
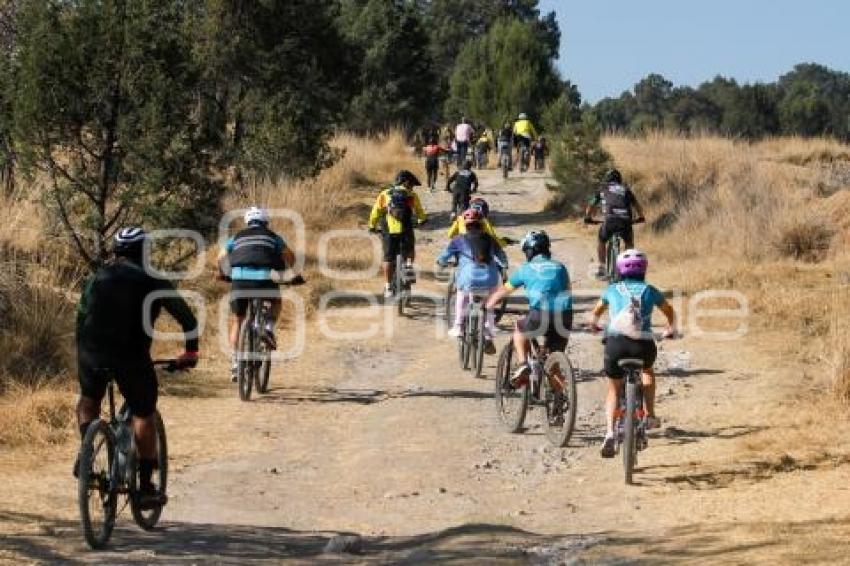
[446,197,507,248]
[513,112,537,168]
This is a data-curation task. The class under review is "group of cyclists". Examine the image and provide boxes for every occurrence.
[74,126,676,514]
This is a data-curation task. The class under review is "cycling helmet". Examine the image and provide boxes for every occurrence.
[464,158,473,169]
[113,226,146,256]
[462,208,482,226]
[470,197,489,218]
[395,169,421,187]
[605,168,623,184]
[244,206,269,225]
[616,248,648,279]
[520,230,551,260]
[518,113,528,120]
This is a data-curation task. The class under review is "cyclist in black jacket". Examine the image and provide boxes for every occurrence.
[75,227,198,506]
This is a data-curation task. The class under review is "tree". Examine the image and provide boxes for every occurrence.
[550,112,613,210]
[444,18,561,128]
[338,0,437,132]
[14,0,222,267]
[195,0,355,181]
[540,84,581,135]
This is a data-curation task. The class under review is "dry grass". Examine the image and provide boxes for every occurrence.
[0,382,75,447]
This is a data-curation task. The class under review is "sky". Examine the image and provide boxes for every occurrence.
[539,0,850,103]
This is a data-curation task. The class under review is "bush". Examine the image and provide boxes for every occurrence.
[549,113,613,213]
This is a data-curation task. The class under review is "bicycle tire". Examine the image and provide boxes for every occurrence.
[474,307,486,378]
[445,276,456,328]
[78,420,117,549]
[540,352,578,447]
[130,411,168,530]
[494,342,529,433]
[462,307,473,370]
[624,379,637,484]
[257,352,271,393]
[395,255,405,317]
[237,310,254,402]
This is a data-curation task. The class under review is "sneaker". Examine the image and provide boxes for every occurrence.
[230,361,239,383]
[383,285,394,299]
[595,266,606,279]
[448,325,463,338]
[600,434,616,458]
[484,339,496,355]
[135,484,167,510]
[509,363,530,388]
[645,416,661,430]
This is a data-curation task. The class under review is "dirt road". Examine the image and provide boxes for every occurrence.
[2,168,850,564]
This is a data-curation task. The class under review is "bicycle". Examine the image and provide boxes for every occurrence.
[234,275,306,401]
[586,218,644,281]
[499,142,511,179]
[458,290,490,378]
[392,251,416,316]
[518,142,531,173]
[615,357,648,485]
[494,338,577,447]
[77,360,178,550]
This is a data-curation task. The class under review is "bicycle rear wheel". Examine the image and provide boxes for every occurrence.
[445,277,456,328]
[130,411,168,530]
[623,380,638,484]
[461,309,473,370]
[395,255,406,317]
[257,351,271,394]
[78,420,117,549]
[540,352,578,447]
[473,309,486,379]
[494,342,528,433]
[237,313,255,401]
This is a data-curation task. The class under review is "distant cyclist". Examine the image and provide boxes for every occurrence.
[368,170,427,298]
[446,159,479,217]
[512,112,538,167]
[454,117,475,167]
[219,207,302,381]
[423,136,446,191]
[497,122,513,170]
[532,136,548,170]
[76,227,198,507]
[486,230,572,386]
[584,168,646,279]
[437,208,507,354]
[589,249,677,458]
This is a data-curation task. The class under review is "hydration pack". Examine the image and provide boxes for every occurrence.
[610,283,645,340]
[387,186,412,222]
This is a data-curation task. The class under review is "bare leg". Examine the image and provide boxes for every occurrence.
[382,261,393,285]
[76,396,99,438]
[597,241,606,265]
[512,323,530,365]
[605,377,623,436]
[132,414,157,460]
[454,291,468,328]
[229,314,245,350]
[641,369,656,418]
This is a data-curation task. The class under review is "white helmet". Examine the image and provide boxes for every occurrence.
[244,206,269,225]
[518,112,527,120]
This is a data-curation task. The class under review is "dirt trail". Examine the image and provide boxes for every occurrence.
[2,168,850,564]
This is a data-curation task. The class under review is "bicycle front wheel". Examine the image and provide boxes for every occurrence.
[78,420,117,549]
[540,352,578,447]
[130,411,168,530]
[623,380,638,484]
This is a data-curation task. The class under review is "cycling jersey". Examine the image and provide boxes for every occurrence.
[446,217,505,247]
[601,279,665,335]
[226,227,286,281]
[437,233,507,290]
[591,183,637,221]
[455,123,474,143]
[424,143,442,157]
[506,256,571,311]
[368,185,426,235]
[448,169,478,194]
[513,119,537,139]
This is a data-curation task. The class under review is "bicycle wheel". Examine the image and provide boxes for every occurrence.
[540,352,578,447]
[257,350,271,394]
[78,420,117,549]
[494,342,529,433]
[502,155,509,178]
[130,411,168,530]
[237,312,254,401]
[445,277,456,328]
[395,255,405,317]
[461,308,473,370]
[623,379,638,484]
[474,308,486,379]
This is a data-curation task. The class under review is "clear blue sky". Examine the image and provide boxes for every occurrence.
[539,0,850,103]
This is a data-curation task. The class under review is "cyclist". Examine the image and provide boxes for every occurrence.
[512,112,538,168]
[446,158,479,217]
[486,230,572,385]
[368,170,427,298]
[446,197,507,248]
[584,168,646,279]
[423,136,445,191]
[474,129,491,168]
[75,227,199,507]
[219,206,298,381]
[589,249,677,458]
[532,136,548,170]
[497,122,513,170]
[437,208,507,354]
[454,117,475,167]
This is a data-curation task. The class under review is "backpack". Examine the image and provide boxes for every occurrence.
[387,186,412,222]
[610,283,645,340]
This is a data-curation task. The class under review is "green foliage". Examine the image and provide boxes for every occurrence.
[550,113,613,211]
[540,84,581,134]
[14,0,222,267]
[338,0,437,133]
[444,18,561,128]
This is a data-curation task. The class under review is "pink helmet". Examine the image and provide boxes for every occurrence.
[616,249,648,279]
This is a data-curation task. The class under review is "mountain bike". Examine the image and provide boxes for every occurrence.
[499,142,511,179]
[587,218,644,281]
[77,360,178,550]
[392,251,416,316]
[235,275,306,401]
[494,338,577,447]
[616,357,648,485]
[518,141,531,173]
[457,291,490,378]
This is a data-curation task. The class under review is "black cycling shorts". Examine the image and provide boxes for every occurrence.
[598,218,634,248]
[603,335,657,379]
[517,309,573,352]
[78,361,158,418]
[230,279,280,317]
[383,232,415,262]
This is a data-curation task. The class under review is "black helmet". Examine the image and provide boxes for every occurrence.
[464,158,473,169]
[520,230,551,261]
[113,226,146,257]
[605,168,622,184]
[395,170,421,187]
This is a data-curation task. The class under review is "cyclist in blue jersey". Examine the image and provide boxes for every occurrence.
[486,230,572,386]
[589,249,677,458]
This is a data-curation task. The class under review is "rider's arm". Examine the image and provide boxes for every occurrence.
[470,172,479,192]
[156,279,199,353]
[412,193,427,223]
[485,283,513,310]
[658,300,677,335]
[75,276,95,341]
[590,299,608,330]
[446,218,460,239]
[367,192,386,230]
[628,188,646,220]
[483,219,506,248]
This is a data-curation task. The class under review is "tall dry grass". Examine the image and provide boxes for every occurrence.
[604,132,850,397]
